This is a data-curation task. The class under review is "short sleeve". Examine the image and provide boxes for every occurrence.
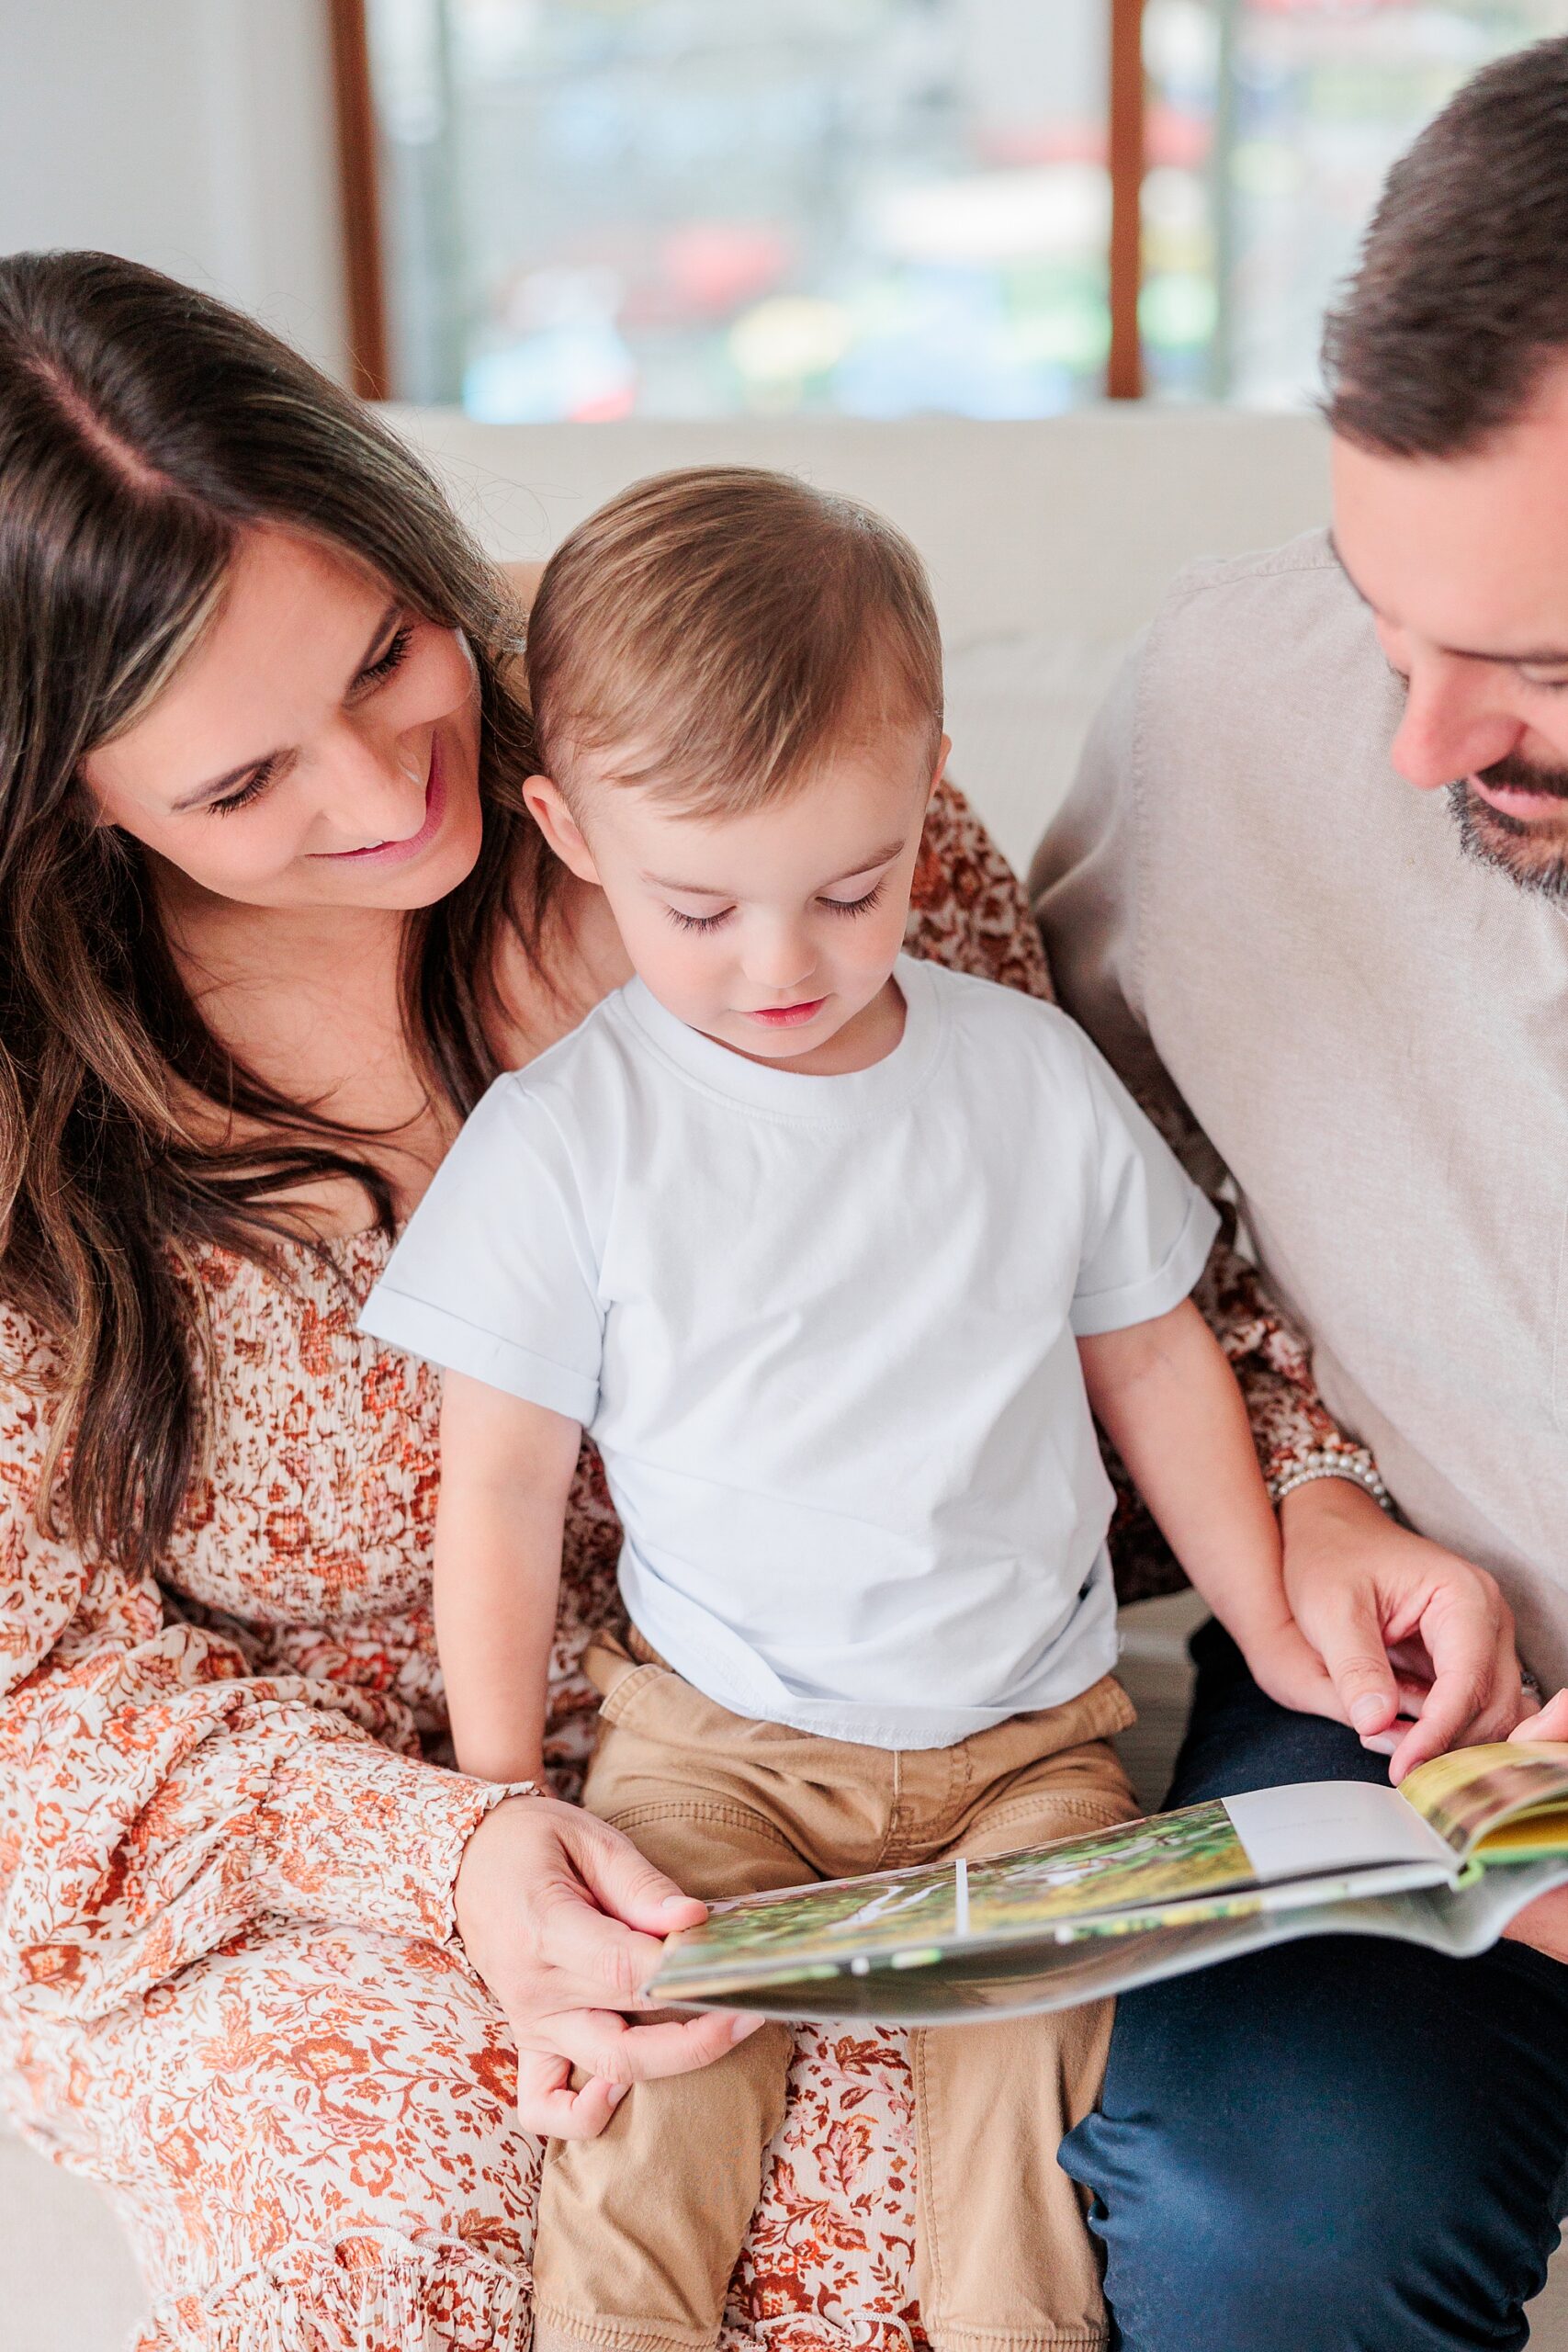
[359,1078,604,1425]
[1068,1031,1220,1338]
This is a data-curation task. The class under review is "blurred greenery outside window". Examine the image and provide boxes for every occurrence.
[367,0,1568,420]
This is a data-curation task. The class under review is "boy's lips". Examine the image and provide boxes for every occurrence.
[743,997,828,1028]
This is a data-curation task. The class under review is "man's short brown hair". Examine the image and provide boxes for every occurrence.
[1323,34,1568,458]
[524,466,943,815]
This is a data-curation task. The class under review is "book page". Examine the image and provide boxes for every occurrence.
[662,1851,1568,2024]
[651,1783,1467,2003]
[1224,1781,1455,1880]
[1398,1741,1568,1855]
[653,1800,1268,2000]
[649,1756,1568,2007]
[708,1905,1291,2023]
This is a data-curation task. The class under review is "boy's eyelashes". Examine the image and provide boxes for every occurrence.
[662,883,886,936]
[825,882,885,920]
[664,904,732,934]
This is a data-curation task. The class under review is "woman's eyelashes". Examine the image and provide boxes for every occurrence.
[209,757,277,817]
[207,622,417,816]
[663,882,886,935]
[356,620,415,688]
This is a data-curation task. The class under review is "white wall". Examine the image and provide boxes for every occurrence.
[391,405,1333,874]
[0,0,350,379]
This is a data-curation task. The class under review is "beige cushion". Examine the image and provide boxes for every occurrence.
[384,405,1331,877]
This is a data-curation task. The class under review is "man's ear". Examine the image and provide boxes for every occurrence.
[523,774,602,886]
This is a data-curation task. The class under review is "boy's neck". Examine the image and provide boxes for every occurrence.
[705,973,907,1078]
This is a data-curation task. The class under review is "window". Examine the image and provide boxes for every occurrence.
[1142,0,1568,403]
[354,0,1568,416]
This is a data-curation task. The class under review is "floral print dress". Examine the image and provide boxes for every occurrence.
[0,786,1357,2351]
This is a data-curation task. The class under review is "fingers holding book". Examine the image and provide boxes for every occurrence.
[1277,1476,1522,1778]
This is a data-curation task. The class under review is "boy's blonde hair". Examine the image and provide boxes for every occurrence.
[524,466,943,816]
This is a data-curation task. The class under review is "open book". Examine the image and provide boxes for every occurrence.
[649,1742,1568,2023]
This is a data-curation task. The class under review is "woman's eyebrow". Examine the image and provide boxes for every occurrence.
[168,600,403,811]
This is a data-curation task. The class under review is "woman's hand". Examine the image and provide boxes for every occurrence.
[454,1793,761,2141]
[1278,1477,1521,1780]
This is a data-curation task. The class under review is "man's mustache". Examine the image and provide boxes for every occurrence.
[1472,752,1568,803]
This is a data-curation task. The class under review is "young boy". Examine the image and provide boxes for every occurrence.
[361,467,1339,2352]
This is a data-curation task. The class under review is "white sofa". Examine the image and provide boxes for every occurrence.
[6,408,1564,2347]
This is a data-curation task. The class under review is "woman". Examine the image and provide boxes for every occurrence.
[0,253,1517,2350]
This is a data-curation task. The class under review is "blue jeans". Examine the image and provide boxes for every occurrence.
[1060,1620,1568,2351]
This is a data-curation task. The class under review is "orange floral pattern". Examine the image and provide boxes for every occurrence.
[0,782,1348,2347]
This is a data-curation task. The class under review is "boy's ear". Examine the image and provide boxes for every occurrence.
[523,774,602,887]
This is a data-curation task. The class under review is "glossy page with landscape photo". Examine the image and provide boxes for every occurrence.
[650,1744,1568,2021]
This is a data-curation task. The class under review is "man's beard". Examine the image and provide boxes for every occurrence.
[1449,751,1568,902]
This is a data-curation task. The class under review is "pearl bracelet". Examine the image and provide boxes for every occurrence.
[1268,1448,1393,1513]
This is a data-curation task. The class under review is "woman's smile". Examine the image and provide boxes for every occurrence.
[312,734,449,865]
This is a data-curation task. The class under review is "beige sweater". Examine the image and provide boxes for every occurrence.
[1033,528,1568,1691]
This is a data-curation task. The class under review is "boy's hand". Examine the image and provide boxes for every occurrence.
[1233,1614,1342,1722]
[1278,1478,1521,1779]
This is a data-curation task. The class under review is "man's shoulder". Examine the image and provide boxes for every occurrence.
[1133,525,1388,757]
[1154,526,1357,646]
[1165,524,1339,597]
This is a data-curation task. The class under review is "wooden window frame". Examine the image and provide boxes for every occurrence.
[330,0,391,400]
[1108,0,1146,399]
[331,0,1147,407]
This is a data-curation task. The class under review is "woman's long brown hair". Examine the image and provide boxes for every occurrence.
[0,251,558,1578]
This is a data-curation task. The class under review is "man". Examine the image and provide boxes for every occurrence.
[1035,40,1568,2352]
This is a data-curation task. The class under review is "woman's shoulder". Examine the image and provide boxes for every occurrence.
[0,1293,63,1476]
[178,1227,396,1332]
[0,1289,61,1381]
[906,775,1054,1003]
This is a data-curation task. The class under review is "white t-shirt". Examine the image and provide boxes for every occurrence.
[360,956,1218,1748]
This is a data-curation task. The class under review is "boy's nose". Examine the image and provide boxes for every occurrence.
[742,925,815,994]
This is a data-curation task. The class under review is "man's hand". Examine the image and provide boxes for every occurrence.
[455,1794,762,2140]
[1279,1477,1520,1780]
[1500,1693,1568,1962]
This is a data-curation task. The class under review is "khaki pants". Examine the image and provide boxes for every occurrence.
[531,1634,1139,2352]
